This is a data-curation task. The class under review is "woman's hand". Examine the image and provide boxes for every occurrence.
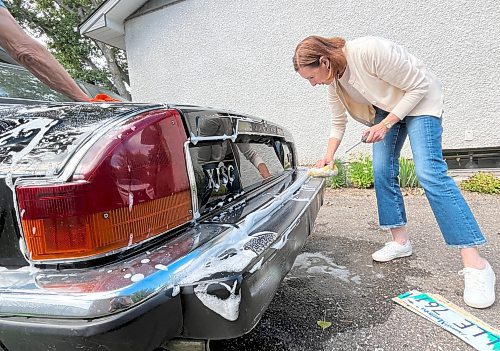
[363,123,388,143]
[364,113,400,143]
[258,163,272,179]
[315,157,332,168]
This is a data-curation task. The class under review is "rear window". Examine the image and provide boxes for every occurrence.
[0,63,73,102]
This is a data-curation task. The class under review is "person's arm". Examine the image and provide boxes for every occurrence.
[0,7,90,102]
[257,163,271,179]
[315,85,347,167]
[237,143,271,179]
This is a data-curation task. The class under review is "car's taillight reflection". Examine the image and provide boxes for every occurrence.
[35,233,196,293]
[16,109,193,262]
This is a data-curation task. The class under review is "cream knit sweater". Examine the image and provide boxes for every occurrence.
[328,36,444,140]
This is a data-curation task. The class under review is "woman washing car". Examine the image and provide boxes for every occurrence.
[293,35,495,308]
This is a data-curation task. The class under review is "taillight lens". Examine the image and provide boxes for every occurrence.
[16,109,193,262]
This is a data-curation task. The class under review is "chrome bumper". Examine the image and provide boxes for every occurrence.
[0,170,324,320]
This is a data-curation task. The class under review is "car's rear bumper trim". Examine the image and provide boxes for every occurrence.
[0,171,321,320]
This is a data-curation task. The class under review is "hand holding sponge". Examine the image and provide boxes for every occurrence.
[308,164,338,177]
[90,94,121,102]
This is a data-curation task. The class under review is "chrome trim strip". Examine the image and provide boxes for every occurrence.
[236,130,285,137]
[188,118,240,145]
[184,141,200,219]
[187,117,286,142]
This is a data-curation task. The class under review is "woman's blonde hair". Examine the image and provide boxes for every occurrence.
[293,36,347,81]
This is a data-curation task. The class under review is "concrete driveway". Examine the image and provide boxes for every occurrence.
[210,188,500,351]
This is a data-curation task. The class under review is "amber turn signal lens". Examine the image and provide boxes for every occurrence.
[20,190,192,260]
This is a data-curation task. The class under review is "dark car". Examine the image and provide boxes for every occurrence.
[0,65,324,351]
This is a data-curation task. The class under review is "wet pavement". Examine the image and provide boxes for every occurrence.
[210,188,500,351]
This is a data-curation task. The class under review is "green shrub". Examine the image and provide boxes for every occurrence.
[398,157,419,188]
[325,155,420,190]
[461,172,500,194]
[347,154,374,188]
[326,158,348,188]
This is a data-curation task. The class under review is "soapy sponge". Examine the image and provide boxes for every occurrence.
[308,164,339,177]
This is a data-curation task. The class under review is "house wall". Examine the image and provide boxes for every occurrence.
[124,0,500,165]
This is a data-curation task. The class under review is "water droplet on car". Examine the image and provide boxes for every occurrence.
[128,192,134,212]
[131,274,144,282]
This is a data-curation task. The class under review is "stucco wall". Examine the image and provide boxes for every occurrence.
[124,0,500,165]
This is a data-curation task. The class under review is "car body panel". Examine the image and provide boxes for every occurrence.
[0,99,324,350]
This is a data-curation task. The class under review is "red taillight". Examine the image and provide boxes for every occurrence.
[16,109,193,262]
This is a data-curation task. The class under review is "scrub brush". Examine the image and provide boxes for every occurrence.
[308,164,338,177]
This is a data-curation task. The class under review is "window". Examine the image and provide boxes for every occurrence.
[0,63,73,102]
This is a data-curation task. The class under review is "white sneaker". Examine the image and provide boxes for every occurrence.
[459,262,496,309]
[372,241,412,262]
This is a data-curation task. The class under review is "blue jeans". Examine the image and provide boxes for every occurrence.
[373,108,485,248]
